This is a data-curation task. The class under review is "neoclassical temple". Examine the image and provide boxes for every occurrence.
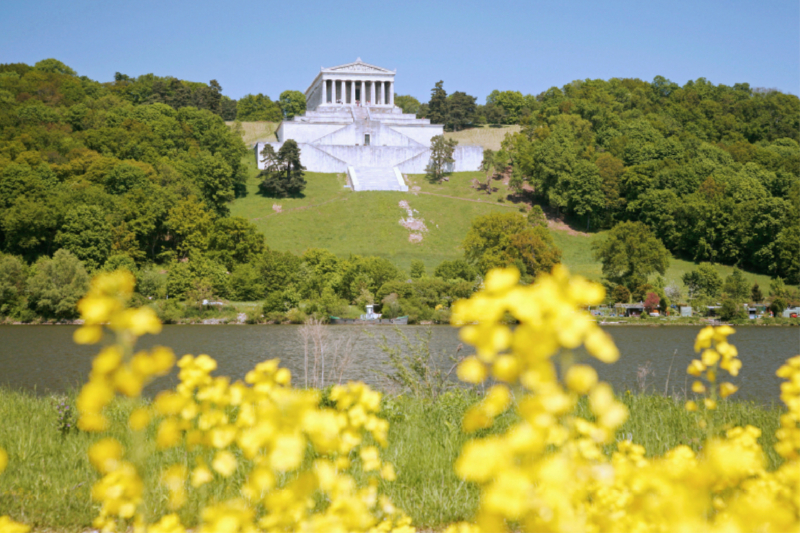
[305,58,396,109]
[256,59,482,191]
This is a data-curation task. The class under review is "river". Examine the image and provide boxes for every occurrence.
[0,325,797,403]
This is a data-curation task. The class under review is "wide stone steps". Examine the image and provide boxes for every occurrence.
[348,166,408,192]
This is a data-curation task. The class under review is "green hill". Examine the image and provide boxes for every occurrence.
[230,155,778,290]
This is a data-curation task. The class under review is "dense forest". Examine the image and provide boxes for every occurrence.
[400,78,800,283]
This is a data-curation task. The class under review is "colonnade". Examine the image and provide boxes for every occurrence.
[323,79,394,106]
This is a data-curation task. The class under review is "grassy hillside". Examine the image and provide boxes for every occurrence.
[444,125,520,151]
[230,154,780,291]
[226,121,279,146]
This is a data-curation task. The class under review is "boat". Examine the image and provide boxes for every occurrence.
[329,304,409,325]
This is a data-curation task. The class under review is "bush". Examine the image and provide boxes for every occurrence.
[286,307,307,324]
[27,249,89,319]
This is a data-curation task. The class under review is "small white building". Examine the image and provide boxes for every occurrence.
[256,58,483,191]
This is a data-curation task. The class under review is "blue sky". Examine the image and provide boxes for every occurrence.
[1,0,797,102]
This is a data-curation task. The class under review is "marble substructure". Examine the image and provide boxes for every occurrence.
[255,59,483,191]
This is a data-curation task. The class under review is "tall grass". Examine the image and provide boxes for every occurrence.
[0,387,784,531]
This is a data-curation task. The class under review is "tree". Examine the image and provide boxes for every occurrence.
[259,140,307,197]
[592,221,670,288]
[34,58,76,76]
[0,254,28,317]
[644,292,660,313]
[611,285,631,304]
[751,283,763,303]
[54,205,112,271]
[236,93,282,121]
[463,212,561,277]
[229,263,266,301]
[427,81,448,125]
[723,268,750,301]
[166,196,213,260]
[278,90,306,120]
[720,298,747,321]
[446,92,477,131]
[27,249,90,319]
[682,263,723,299]
[207,217,266,271]
[425,135,458,182]
[434,259,477,282]
[527,205,548,228]
[770,297,786,316]
[410,260,425,279]
[394,95,421,115]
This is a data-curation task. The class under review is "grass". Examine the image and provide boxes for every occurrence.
[226,121,279,146]
[0,386,784,531]
[231,153,782,291]
[444,125,521,151]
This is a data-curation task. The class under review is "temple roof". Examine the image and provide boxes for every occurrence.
[321,58,395,74]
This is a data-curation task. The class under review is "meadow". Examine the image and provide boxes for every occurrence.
[0,386,784,531]
[230,149,779,289]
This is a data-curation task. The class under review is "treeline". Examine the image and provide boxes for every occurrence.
[401,77,800,283]
[0,207,562,323]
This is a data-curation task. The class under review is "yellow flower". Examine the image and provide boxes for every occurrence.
[0,448,7,473]
[380,463,396,481]
[692,381,706,394]
[128,408,151,431]
[491,355,520,382]
[720,382,738,399]
[211,451,237,477]
[687,359,706,376]
[191,461,213,487]
[361,446,381,472]
[565,365,598,394]
[74,325,103,345]
[88,438,123,474]
[701,349,720,366]
[484,267,520,294]
[269,434,304,472]
[148,514,185,533]
[694,326,715,352]
[156,419,182,449]
[0,516,30,533]
[457,357,487,384]
[685,400,698,412]
[704,398,717,410]
[161,465,187,510]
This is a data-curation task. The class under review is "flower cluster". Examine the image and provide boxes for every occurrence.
[447,266,800,533]
[776,355,800,459]
[74,271,170,432]
[73,271,411,533]
[685,325,740,411]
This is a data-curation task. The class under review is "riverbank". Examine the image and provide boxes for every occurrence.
[0,386,785,532]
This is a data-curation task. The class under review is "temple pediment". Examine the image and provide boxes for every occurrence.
[323,58,395,74]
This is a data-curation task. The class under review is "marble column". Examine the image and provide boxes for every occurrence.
[376,81,381,104]
[350,80,354,104]
[371,81,375,104]
[389,82,394,107]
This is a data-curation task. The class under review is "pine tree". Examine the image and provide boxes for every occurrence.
[751,282,763,303]
[259,140,307,197]
[427,81,448,126]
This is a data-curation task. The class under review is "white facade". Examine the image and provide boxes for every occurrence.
[257,59,483,191]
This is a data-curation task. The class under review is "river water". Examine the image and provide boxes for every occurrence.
[0,325,797,403]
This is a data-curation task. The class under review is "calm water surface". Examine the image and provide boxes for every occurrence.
[0,325,797,403]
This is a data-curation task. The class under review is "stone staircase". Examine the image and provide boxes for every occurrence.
[348,166,408,192]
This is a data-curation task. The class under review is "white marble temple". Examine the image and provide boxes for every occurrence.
[256,59,483,190]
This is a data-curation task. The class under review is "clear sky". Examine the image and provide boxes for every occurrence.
[1,0,797,102]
